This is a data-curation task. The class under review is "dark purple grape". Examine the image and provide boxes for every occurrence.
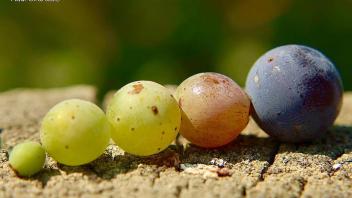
[246,45,343,143]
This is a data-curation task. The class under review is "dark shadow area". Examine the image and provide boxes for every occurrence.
[33,168,61,187]
[80,134,279,180]
[277,125,352,159]
[29,125,352,183]
[5,158,61,187]
[255,125,352,177]
[87,145,181,180]
[181,134,279,166]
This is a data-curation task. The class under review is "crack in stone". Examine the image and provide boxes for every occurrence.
[175,185,183,198]
[241,186,247,197]
[151,168,161,187]
[241,142,281,197]
[298,178,308,198]
[248,142,280,194]
[174,180,189,198]
[260,143,280,181]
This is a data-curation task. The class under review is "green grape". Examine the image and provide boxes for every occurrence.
[106,81,181,156]
[9,141,46,177]
[40,99,111,166]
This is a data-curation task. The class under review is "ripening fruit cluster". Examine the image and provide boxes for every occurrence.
[8,44,343,177]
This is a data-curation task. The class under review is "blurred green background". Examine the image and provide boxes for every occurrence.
[0,0,351,98]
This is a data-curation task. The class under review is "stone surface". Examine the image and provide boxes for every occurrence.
[0,87,351,198]
[0,86,97,148]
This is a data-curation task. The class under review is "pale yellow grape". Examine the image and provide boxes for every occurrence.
[106,81,181,156]
[40,99,111,166]
[9,141,46,177]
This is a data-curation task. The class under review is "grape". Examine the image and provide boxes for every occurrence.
[164,84,178,95]
[40,99,111,166]
[246,45,343,142]
[106,81,181,156]
[9,141,46,177]
[175,72,250,148]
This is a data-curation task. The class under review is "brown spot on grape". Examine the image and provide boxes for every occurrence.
[128,84,144,94]
[65,145,69,149]
[162,131,165,135]
[157,148,161,151]
[151,106,158,115]
[131,128,135,131]
[71,115,75,120]
[175,127,178,131]
[129,106,133,110]
[268,57,274,63]
[202,74,220,84]
[116,117,120,122]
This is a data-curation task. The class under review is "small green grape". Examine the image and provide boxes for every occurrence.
[40,99,111,166]
[9,141,46,177]
[106,81,181,156]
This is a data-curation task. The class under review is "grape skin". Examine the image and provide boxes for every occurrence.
[9,141,46,177]
[245,45,343,142]
[175,73,250,148]
[106,81,181,156]
[40,99,111,166]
